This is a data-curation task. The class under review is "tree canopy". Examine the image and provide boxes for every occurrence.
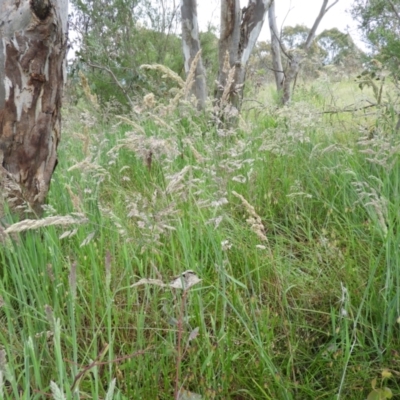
[351,0,400,77]
[317,28,358,65]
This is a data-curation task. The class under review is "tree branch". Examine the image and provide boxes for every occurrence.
[320,103,377,114]
[305,0,338,50]
[325,0,339,14]
[388,0,400,23]
[86,62,133,107]
[268,3,290,61]
[276,32,291,60]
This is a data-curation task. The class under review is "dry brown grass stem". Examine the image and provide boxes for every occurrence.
[79,71,98,107]
[183,50,201,100]
[65,185,83,213]
[140,53,203,112]
[232,191,272,256]
[169,91,185,110]
[151,114,171,129]
[68,158,109,178]
[119,131,179,163]
[0,224,9,244]
[221,66,236,108]
[116,116,146,135]
[5,214,88,234]
[183,139,205,163]
[140,64,185,88]
[166,166,191,195]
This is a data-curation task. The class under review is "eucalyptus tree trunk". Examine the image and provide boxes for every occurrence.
[281,0,339,105]
[268,0,284,96]
[215,0,271,121]
[0,0,68,217]
[281,50,303,105]
[181,0,207,110]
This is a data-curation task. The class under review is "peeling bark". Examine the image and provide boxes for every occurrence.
[181,0,207,110]
[215,0,241,105]
[0,0,68,217]
[215,0,271,121]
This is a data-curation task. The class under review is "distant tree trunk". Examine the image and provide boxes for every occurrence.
[268,0,284,96]
[281,50,303,105]
[181,0,207,110]
[0,0,68,217]
[215,0,271,123]
[281,0,339,105]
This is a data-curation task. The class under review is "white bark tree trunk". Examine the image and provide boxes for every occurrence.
[181,0,207,110]
[215,0,271,122]
[0,0,68,217]
[280,0,339,105]
[268,0,284,95]
[215,0,241,110]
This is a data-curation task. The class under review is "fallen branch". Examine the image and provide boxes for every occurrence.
[320,103,377,114]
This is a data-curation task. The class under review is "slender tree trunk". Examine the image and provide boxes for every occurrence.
[268,0,284,96]
[0,0,68,217]
[215,0,241,111]
[181,0,207,110]
[280,0,339,105]
[215,0,271,122]
[282,51,304,105]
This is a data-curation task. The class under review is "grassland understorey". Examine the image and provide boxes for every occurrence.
[1,77,400,399]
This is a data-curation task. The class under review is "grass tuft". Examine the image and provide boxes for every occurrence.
[1,77,400,399]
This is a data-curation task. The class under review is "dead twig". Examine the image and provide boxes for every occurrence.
[320,103,377,114]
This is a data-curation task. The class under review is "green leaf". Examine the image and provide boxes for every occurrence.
[371,378,377,390]
[383,387,393,399]
[367,388,393,400]
[367,390,380,400]
[381,369,392,379]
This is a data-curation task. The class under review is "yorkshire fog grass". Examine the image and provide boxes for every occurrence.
[1,74,400,399]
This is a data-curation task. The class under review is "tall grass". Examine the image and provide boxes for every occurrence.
[0,76,400,399]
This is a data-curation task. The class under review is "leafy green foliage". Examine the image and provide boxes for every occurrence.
[249,25,363,87]
[70,0,184,107]
[367,371,394,400]
[317,28,360,65]
[281,24,310,49]
[351,0,400,78]
[199,28,219,89]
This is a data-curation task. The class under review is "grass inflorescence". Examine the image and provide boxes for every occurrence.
[1,76,400,399]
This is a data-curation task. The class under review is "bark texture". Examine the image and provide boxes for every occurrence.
[268,0,284,95]
[0,0,68,217]
[215,0,271,120]
[181,0,207,110]
[215,0,241,113]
